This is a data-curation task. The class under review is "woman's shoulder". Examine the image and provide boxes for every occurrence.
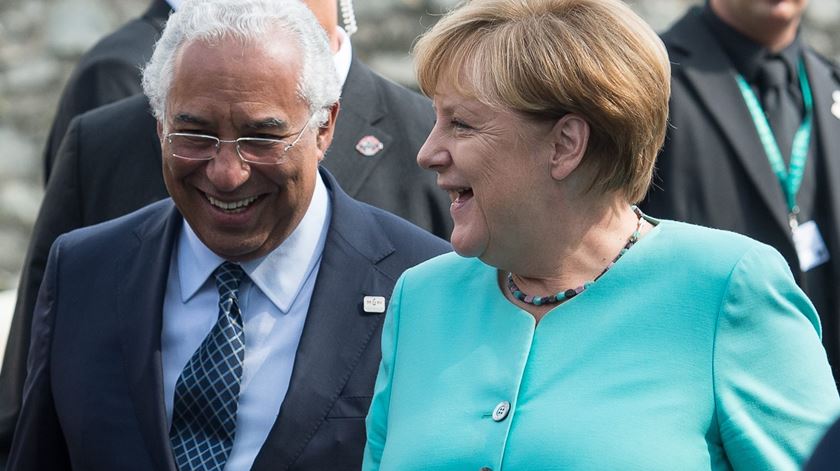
[397,253,496,296]
[637,218,792,281]
[402,252,485,280]
[650,218,779,259]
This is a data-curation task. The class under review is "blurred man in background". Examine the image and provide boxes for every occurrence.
[643,0,840,382]
[41,0,171,184]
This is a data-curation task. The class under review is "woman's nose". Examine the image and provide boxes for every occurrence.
[417,126,451,172]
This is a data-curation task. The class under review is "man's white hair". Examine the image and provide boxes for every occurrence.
[141,0,340,127]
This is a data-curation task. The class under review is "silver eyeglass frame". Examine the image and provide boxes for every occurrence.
[164,113,317,165]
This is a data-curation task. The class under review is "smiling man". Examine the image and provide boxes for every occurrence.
[6,1,448,470]
[0,2,451,458]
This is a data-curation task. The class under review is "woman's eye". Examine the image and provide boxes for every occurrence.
[451,119,473,130]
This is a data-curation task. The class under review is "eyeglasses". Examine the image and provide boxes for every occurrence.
[165,114,315,165]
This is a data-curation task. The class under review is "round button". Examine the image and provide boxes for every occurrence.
[492,400,510,422]
[480,467,493,471]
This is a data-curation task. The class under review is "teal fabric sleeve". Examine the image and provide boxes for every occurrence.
[715,244,840,470]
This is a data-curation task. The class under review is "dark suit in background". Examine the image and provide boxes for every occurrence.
[41,0,170,184]
[642,6,840,381]
[805,415,840,470]
[0,1,170,458]
[0,54,451,459]
[7,169,450,470]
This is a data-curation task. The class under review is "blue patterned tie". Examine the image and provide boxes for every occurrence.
[170,262,246,471]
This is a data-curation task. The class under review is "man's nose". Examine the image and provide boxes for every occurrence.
[205,141,250,191]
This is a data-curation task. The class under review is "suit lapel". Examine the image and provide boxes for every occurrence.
[118,201,181,471]
[805,51,840,266]
[668,10,790,234]
[251,169,395,470]
[322,56,393,198]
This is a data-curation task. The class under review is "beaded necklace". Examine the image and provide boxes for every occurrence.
[507,206,644,306]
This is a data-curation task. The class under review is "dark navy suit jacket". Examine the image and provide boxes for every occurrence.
[805,416,840,470]
[7,169,449,470]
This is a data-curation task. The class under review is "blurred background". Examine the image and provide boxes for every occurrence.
[0,0,839,350]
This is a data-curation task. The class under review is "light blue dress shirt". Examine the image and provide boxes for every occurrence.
[162,173,331,471]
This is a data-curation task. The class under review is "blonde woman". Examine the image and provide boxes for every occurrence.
[363,0,840,469]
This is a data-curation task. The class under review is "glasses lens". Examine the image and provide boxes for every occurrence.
[238,138,288,164]
[169,134,217,160]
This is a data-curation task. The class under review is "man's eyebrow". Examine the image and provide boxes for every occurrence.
[173,113,210,126]
[243,118,289,132]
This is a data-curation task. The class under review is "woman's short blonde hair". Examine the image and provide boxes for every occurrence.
[414,0,670,203]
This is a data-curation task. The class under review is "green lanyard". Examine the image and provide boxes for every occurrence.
[735,59,813,230]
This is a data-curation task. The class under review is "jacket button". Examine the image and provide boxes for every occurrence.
[480,468,493,471]
[492,400,510,421]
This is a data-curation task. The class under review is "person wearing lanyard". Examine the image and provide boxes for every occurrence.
[643,0,840,383]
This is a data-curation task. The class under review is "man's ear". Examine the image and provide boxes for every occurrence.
[548,114,590,181]
[316,102,340,159]
[156,120,164,142]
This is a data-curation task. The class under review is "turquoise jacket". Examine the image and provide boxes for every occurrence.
[364,220,840,470]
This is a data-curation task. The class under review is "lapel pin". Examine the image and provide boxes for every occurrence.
[363,296,387,314]
[356,135,384,157]
[832,91,840,120]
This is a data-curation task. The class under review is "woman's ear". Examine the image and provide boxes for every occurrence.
[548,114,590,181]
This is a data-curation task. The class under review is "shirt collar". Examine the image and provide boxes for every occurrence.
[702,2,802,83]
[177,171,332,313]
[333,26,353,88]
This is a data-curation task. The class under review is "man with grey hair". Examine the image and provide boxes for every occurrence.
[0,1,449,462]
[6,1,448,469]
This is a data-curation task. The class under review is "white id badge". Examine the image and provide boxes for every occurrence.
[792,220,830,272]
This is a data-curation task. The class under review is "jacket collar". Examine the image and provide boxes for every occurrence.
[142,0,172,32]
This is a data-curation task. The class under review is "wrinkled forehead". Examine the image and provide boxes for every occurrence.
[174,26,303,74]
[164,35,308,126]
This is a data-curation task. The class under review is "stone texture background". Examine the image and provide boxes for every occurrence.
[0,0,838,290]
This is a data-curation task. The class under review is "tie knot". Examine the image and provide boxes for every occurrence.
[759,57,790,91]
[215,262,245,300]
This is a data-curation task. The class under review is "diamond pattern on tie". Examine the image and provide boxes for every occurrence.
[170,262,246,471]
